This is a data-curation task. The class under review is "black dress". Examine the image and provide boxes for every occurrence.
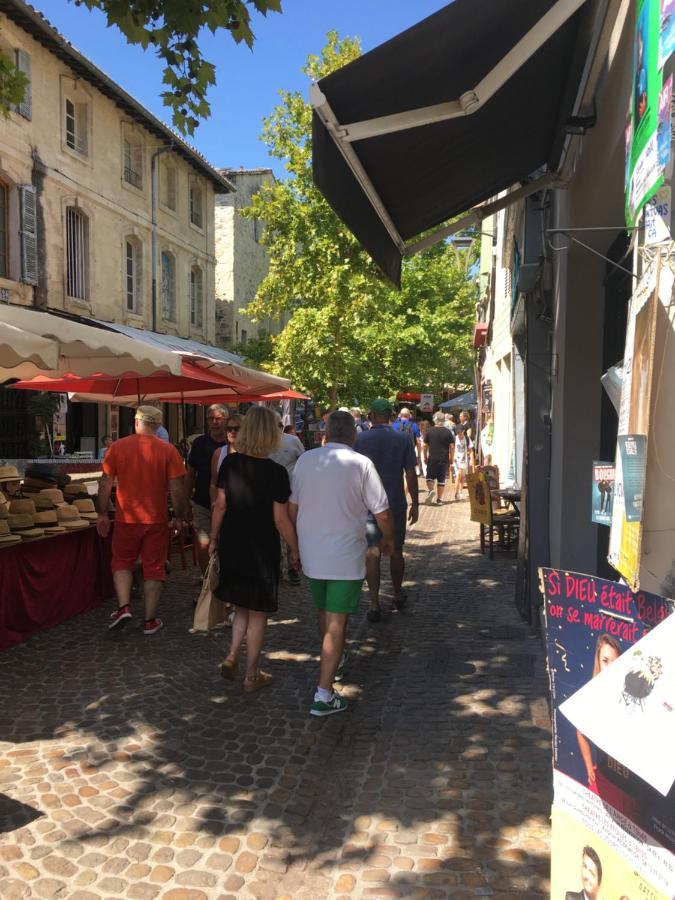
[215,453,291,613]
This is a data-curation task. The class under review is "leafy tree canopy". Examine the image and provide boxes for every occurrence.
[241,33,477,408]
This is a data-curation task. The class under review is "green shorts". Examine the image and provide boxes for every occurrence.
[307,577,363,615]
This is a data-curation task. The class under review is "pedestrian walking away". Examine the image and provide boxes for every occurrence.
[393,406,422,472]
[209,406,299,694]
[424,411,455,504]
[269,413,305,585]
[453,425,473,501]
[355,397,419,623]
[289,410,394,717]
[96,405,186,635]
[184,403,228,576]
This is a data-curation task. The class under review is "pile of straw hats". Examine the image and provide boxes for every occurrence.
[0,491,21,546]
[8,499,45,541]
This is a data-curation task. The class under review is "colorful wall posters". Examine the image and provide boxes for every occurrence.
[609,261,659,589]
[626,0,665,224]
[591,462,615,525]
[540,566,674,885]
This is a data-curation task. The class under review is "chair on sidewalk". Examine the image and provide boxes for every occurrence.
[167,522,197,569]
[467,470,519,559]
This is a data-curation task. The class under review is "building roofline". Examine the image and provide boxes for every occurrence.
[220,167,275,177]
[0,0,235,193]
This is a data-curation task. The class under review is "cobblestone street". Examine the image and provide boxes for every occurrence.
[0,492,552,899]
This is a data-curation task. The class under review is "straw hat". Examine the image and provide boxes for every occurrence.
[34,495,56,511]
[0,503,8,519]
[0,519,22,545]
[7,513,45,540]
[64,483,89,501]
[56,506,89,529]
[0,465,20,481]
[0,490,5,504]
[39,488,68,507]
[9,499,37,516]
[33,510,67,534]
[73,498,98,521]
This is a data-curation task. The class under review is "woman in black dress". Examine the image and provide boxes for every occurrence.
[209,406,300,693]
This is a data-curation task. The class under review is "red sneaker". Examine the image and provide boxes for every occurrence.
[143,618,164,635]
[108,605,132,630]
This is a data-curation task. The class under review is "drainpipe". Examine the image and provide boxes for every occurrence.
[151,143,174,333]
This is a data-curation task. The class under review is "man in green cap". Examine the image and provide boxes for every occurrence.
[355,398,419,622]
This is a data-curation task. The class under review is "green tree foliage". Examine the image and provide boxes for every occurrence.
[242,33,477,408]
[71,1,282,135]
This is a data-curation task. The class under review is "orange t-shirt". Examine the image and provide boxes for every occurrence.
[103,434,185,524]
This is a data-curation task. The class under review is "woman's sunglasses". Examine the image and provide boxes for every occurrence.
[226,426,240,433]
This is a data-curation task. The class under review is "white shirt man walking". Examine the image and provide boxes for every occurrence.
[289,411,394,717]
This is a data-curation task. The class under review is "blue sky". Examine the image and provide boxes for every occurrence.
[34,0,449,176]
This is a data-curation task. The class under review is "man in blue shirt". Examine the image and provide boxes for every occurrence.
[355,399,419,622]
[393,406,421,472]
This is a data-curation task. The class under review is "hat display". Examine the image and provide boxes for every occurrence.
[7,513,45,540]
[0,465,20,481]
[22,476,58,493]
[0,490,5,504]
[34,495,56,511]
[33,510,67,534]
[56,506,89,529]
[0,519,22,545]
[64,484,89,501]
[370,398,393,414]
[73,499,98,521]
[39,489,68,507]
[24,464,70,488]
[0,502,8,519]
[9,499,37,516]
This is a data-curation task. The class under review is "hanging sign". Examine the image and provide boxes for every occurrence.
[626,0,665,225]
[419,393,433,412]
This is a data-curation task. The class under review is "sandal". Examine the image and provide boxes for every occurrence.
[243,670,273,693]
[220,657,238,680]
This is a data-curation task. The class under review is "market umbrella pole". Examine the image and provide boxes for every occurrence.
[180,391,188,461]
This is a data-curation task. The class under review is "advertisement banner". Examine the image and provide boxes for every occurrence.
[626,0,664,224]
[591,461,615,525]
[540,567,674,854]
[52,394,67,443]
[609,262,659,589]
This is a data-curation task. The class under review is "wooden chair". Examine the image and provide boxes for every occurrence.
[467,470,519,558]
[167,522,197,569]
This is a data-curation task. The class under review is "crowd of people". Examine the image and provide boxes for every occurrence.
[96,398,474,717]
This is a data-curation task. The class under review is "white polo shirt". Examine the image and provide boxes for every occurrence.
[290,442,389,581]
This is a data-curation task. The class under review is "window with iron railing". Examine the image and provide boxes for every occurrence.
[162,164,177,211]
[125,239,143,313]
[189,183,203,228]
[66,207,89,300]
[123,138,143,189]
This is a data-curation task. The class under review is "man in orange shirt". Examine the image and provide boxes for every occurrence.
[96,406,186,634]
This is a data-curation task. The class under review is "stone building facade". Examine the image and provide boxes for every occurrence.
[0,1,229,340]
[214,167,281,350]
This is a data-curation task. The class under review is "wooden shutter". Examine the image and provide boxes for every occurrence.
[15,49,32,120]
[19,184,38,285]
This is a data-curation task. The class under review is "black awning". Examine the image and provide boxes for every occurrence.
[312,0,595,285]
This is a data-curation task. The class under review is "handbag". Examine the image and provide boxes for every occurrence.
[192,553,227,632]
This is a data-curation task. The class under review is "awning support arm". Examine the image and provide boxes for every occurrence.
[404,174,558,256]
[310,83,407,254]
[324,0,588,143]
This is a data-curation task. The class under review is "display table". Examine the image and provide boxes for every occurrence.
[0,526,114,650]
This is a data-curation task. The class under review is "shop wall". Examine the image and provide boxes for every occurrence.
[548,7,633,574]
[0,12,216,343]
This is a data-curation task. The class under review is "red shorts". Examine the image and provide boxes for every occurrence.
[112,523,169,582]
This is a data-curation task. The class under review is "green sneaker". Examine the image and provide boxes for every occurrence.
[310,693,348,717]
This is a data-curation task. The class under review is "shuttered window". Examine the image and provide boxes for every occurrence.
[162,164,176,210]
[0,180,8,278]
[19,184,38,285]
[160,251,176,322]
[190,265,203,329]
[126,241,136,311]
[66,207,88,300]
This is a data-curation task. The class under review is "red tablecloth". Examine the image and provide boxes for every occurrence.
[0,527,114,650]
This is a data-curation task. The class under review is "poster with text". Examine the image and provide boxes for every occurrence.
[609,262,659,589]
[551,782,673,899]
[659,0,675,68]
[419,393,433,413]
[540,567,674,853]
[627,0,664,224]
[592,461,615,526]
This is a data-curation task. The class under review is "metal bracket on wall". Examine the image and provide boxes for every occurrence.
[546,227,640,280]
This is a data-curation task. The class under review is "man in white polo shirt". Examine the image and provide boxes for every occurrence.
[289,410,394,717]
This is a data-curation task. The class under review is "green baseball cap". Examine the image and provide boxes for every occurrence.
[370,398,393,414]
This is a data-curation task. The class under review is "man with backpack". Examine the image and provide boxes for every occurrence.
[393,407,421,473]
